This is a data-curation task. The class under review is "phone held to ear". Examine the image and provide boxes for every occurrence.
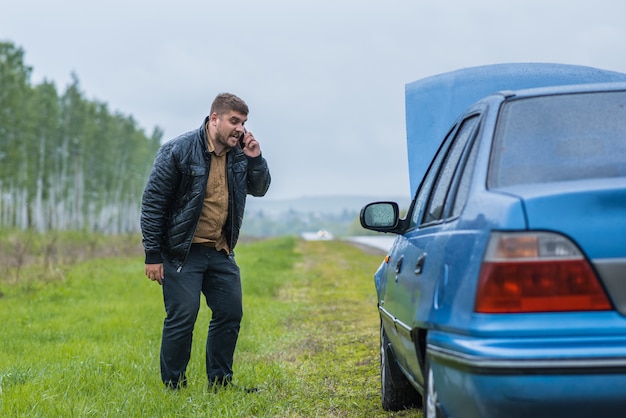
[239,128,247,149]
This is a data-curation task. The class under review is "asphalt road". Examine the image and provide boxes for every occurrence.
[344,236,396,253]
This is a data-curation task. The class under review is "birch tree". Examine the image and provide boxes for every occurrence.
[0,41,162,233]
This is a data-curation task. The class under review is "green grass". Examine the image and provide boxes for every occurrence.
[0,236,421,417]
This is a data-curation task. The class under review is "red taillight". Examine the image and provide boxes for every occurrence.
[475,232,612,313]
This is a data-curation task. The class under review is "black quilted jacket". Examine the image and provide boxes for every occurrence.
[140,117,271,268]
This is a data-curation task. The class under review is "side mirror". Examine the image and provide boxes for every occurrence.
[360,202,400,232]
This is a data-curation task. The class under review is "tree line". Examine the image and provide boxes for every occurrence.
[0,41,162,233]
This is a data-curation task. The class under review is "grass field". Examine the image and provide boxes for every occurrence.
[0,236,422,417]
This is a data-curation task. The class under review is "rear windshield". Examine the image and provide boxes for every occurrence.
[489,90,626,188]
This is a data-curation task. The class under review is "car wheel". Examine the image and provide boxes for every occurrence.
[380,322,422,411]
[424,355,443,418]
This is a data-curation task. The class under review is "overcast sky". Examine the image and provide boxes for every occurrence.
[2,0,626,200]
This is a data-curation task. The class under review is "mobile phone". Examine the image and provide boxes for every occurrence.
[239,128,247,149]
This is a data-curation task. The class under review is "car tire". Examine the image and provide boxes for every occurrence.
[424,355,444,418]
[380,322,422,411]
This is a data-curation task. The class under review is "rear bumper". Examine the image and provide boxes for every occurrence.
[427,330,626,418]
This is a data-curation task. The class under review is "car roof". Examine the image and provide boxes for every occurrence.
[494,81,626,101]
[405,63,626,195]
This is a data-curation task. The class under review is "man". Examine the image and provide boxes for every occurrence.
[140,93,271,390]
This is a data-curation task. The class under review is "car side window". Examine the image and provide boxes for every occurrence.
[422,115,479,225]
[451,132,480,218]
[408,126,456,229]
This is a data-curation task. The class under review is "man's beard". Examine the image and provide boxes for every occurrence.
[215,131,235,149]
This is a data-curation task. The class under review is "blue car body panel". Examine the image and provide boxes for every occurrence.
[373,63,626,417]
[501,179,626,259]
[428,328,626,418]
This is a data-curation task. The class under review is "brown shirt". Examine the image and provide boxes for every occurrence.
[191,128,230,253]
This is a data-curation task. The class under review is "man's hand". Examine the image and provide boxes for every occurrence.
[145,263,164,285]
[241,131,261,158]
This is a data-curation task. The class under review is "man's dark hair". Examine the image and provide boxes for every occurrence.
[210,93,249,116]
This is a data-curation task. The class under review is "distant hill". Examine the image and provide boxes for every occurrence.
[242,195,412,238]
[245,195,411,215]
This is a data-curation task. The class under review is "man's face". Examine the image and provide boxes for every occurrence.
[212,111,247,149]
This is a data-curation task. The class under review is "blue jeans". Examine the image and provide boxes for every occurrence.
[160,244,242,387]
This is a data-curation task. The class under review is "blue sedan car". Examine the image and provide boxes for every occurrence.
[360,64,626,418]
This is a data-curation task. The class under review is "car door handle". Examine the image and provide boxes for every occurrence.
[414,253,427,275]
[395,256,404,274]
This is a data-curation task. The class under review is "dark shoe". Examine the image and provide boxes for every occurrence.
[164,373,187,390]
[208,376,231,392]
